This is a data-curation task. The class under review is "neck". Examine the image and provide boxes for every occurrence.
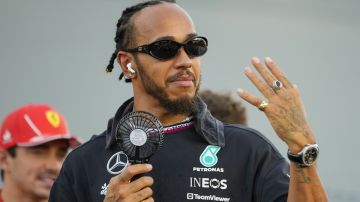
[159,113,190,126]
[1,177,47,202]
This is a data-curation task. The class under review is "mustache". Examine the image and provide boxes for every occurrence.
[166,70,195,83]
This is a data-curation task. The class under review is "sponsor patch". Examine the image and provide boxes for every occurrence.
[186,193,230,201]
[106,151,128,175]
[193,167,224,173]
[200,145,221,167]
[190,177,227,190]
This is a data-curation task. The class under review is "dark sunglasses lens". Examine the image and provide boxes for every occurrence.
[185,37,208,57]
[150,40,180,60]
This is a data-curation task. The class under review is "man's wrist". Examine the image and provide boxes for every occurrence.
[286,131,316,153]
[287,144,319,167]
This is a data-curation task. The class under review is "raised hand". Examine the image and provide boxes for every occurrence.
[237,57,316,153]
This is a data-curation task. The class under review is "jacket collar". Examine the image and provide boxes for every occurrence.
[105,96,225,149]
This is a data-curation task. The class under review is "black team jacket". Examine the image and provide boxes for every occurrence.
[49,97,289,202]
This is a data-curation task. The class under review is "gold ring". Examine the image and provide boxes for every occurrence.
[258,100,269,111]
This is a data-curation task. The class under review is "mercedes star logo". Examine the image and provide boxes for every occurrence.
[106,151,129,175]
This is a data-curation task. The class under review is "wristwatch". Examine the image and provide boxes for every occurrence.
[287,144,319,167]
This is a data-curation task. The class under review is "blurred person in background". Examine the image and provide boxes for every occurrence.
[199,89,247,125]
[0,104,80,202]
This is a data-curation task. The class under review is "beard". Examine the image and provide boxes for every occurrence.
[135,59,199,115]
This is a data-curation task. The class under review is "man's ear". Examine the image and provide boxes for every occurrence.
[117,51,136,76]
[0,149,11,171]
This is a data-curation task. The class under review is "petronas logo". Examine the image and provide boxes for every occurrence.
[199,145,221,167]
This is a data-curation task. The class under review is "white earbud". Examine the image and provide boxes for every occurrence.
[126,63,135,74]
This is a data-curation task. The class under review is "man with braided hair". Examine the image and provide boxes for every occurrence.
[50,1,328,201]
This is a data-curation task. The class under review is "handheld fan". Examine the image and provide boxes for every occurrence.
[115,111,164,163]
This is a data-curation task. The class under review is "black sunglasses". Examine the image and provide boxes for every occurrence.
[125,36,208,60]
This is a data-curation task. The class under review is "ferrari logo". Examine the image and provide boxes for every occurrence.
[46,110,61,128]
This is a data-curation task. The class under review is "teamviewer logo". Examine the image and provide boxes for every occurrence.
[187,193,194,200]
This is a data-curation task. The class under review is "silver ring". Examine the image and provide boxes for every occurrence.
[272,80,283,91]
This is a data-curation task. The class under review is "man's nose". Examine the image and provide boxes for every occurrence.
[173,47,192,69]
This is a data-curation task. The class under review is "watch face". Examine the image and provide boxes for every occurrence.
[303,146,319,166]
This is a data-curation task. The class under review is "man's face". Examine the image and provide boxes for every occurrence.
[5,140,69,200]
[130,3,202,114]
[135,56,200,115]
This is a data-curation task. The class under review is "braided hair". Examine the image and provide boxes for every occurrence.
[106,0,176,82]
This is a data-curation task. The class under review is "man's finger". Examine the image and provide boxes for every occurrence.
[141,197,155,202]
[244,66,275,99]
[115,164,153,184]
[264,57,293,88]
[236,88,263,109]
[251,57,278,89]
[128,176,154,193]
[128,187,154,201]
